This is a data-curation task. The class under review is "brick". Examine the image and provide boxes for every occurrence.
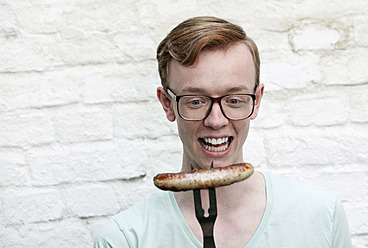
[253,93,286,129]
[113,138,152,175]
[15,1,135,34]
[53,105,113,144]
[2,219,92,248]
[10,2,70,34]
[1,6,131,72]
[113,102,176,140]
[321,48,368,85]
[290,94,349,126]
[55,32,116,65]
[142,136,182,179]
[266,129,368,167]
[253,1,367,29]
[0,224,21,248]
[0,4,17,36]
[289,19,348,51]
[33,220,92,248]
[1,3,137,70]
[350,85,368,123]
[351,14,368,47]
[0,34,56,72]
[114,31,156,63]
[261,56,320,91]
[352,235,368,248]
[255,31,290,53]
[242,129,267,169]
[83,69,158,104]
[0,71,81,111]
[27,141,147,186]
[152,1,198,20]
[1,188,64,225]
[104,180,154,211]
[345,204,368,236]
[0,109,54,148]
[63,184,120,218]
[0,148,29,186]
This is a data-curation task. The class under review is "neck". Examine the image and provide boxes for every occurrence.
[174,171,265,211]
[215,171,264,207]
[181,155,245,172]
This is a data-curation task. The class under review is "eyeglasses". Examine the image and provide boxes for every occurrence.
[166,88,256,121]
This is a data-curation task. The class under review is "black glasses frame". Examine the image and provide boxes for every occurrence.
[166,88,256,121]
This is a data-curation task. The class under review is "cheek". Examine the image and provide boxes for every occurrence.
[176,120,199,143]
[234,120,251,141]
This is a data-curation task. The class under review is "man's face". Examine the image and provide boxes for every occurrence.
[158,43,264,171]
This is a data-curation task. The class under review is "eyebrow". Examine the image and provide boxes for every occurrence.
[180,85,251,94]
[226,86,251,93]
[180,87,207,94]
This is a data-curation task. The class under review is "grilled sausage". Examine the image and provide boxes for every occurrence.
[153,163,254,191]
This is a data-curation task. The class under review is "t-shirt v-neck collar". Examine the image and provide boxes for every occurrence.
[166,171,273,248]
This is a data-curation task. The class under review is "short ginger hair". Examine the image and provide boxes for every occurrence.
[156,16,260,91]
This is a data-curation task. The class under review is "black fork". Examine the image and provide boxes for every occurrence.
[191,162,218,248]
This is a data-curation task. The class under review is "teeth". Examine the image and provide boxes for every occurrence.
[202,137,230,152]
[204,137,229,145]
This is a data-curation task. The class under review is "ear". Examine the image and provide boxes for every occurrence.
[250,83,264,120]
[157,86,176,122]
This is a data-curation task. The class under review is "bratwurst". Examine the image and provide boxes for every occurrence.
[153,163,254,191]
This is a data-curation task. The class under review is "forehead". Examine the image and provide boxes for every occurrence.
[168,43,256,94]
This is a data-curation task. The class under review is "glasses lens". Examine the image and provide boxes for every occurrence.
[221,95,254,119]
[177,94,254,120]
[178,96,211,120]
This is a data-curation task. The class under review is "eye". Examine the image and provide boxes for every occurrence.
[181,96,209,109]
[223,95,251,108]
[229,99,240,104]
[189,99,201,105]
[227,97,244,105]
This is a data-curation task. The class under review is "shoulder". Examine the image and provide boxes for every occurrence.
[267,172,337,201]
[112,190,172,225]
[93,191,172,247]
[94,217,129,248]
[265,172,338,217]
[261,172,352,247]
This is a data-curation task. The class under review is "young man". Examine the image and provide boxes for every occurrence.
[94,16,352,248]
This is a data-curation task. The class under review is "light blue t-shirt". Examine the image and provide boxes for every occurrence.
[94,172,352,248]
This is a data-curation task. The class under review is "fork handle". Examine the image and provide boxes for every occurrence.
[203,236,216,248]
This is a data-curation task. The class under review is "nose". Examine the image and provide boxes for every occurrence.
[203,102,229,129]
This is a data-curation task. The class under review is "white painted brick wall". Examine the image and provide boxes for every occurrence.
[0,1,367,247]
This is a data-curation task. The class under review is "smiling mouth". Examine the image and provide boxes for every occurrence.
[199,137,233,152]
